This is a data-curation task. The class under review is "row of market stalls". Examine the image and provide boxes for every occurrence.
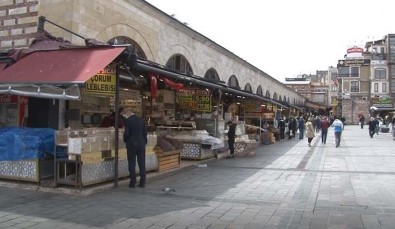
[0,27,308,188]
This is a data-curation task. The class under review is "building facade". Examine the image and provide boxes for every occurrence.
[0,0,305,108]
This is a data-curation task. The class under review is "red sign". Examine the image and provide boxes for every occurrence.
[0,94,18,103]
[347,46,363,54]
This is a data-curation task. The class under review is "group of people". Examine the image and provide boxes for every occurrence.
[275,115,344,148]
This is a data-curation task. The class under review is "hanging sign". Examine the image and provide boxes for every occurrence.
[177,88,211,112]
[84,67,116,96]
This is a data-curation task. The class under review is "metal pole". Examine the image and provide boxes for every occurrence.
[114,64,120,188]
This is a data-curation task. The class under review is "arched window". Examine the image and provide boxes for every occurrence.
[256,85,263,96]
[287,97,290,103]
[107,36,146,59]
[244,83,252,92]
[279,96,282,101]
[166,54,193,75]
[228,75,240,89]
[283,96,287,102]
[273,92,277,100]
[204,68,220,81]
[266,90,270,98]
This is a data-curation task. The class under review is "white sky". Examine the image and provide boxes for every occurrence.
[145,0,395,82]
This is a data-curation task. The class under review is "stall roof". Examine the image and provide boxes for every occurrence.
[0,46,125,84]
[0,63,6,70]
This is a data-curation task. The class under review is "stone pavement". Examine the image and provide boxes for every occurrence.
[1,125,395,229]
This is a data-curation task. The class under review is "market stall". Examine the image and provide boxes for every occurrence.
[55,128,158,187]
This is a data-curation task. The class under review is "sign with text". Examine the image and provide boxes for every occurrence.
[245,101,261,113]
[371,96,394,108]
[84,67,116,96]
[177,89,211,112]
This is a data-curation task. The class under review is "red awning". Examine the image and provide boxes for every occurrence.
[0,63,7,71]
[0,46,125,84]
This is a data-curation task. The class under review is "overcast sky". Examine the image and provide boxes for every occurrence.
[145,0,395,82]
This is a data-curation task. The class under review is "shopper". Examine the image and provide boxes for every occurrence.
[332,118,343,148]
[305,117,315,147]
[277,117,286,141]
[226,117,237,158]
[368,117,376,138]
[320,116,329,144]
[123,108,147,188]
[298,116,305,139]
[359,114,365,129]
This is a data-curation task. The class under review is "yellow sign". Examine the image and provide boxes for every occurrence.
[85,68,116,95]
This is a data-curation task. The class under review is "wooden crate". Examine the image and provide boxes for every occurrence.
[156,149,181,171]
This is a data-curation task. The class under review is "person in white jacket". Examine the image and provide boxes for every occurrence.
[332,118,343,148]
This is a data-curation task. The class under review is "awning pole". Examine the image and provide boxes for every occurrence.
[114,64,120,188]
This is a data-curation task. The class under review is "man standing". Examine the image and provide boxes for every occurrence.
[123,109,147,188]
[277,117,286,141]
[226,117,237,158]
[332,118,343,148]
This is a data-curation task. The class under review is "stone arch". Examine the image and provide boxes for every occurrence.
[273,92,278,100]
[204,68,220,81]
[244,83,252,93]
[95,24,154,60]
[107,36,146,59]
[162,44,196,73]
[165,54,193,75]
[256,85,263,96]
[228,75,240,89]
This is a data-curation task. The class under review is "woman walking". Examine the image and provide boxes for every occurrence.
[305,117,315,147]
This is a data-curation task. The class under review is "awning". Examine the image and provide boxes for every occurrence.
[0,46,125,84]
[0,84,80,100]
[0,63,7,70]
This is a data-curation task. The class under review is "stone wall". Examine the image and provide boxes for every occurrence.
[0,0,39,49]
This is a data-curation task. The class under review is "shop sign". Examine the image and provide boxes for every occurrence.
[84,67,116,96]
[337,59,370,67]
[371,96,394,108]
[0,94,18,103]
[177,89,211,112]
[245,101,261,112]
[331,97,338,106]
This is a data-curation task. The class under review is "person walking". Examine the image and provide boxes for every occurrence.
[368,117,376,138]
[123,109,148,188]
[305,117,315,147]
[374,118,380,135]
[277,117,286,141]
[288,116,296,139]
[320,116,329,144]
[359,114,365,129]
[226,117,237,158]
[332,118,343,148]
[298,116,305,139]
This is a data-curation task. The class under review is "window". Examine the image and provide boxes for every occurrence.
[350,81,359,92]
[166,54,193,75]
[338,67,349,77]
[331,85,337,92]
[107,36,146,59]
[383,83,387,92]
[204,68,219,81]
[374,83,379,92]
[374,68,386,79]
[350,66,359,77]
[330,72,338,80]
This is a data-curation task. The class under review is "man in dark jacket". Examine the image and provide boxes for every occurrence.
[277,117,286,141]
[123,109,147,188]
[226,117,237,158]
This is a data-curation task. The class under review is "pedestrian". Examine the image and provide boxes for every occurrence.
[320,116,329,144]
[332,118,343,148]
[314,116,321,133]
[123,108,148,188]
[288,116,296,139]
[305,117,315,147]
[298,116,305,139]
[368,117,376,138]
[359,114,365,129]
[226,117,237,158]
[277,117,286,141]
[374,118,380,135]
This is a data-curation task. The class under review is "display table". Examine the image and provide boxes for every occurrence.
[234,140,259,157]
[0,159,53,183]
[179,140,215,160]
